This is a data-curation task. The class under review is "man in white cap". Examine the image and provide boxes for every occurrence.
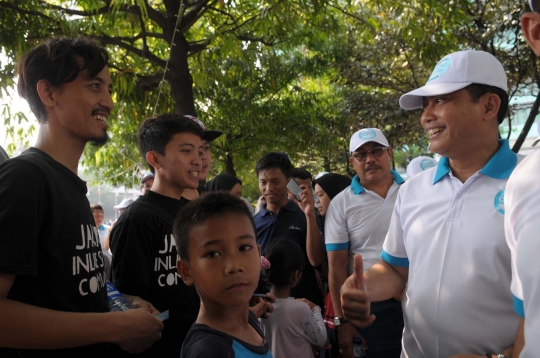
[113,198,134,216]
[504,2,540,356]
[326,128,404,358]
[341,50,523,358]
[405,156,437,178]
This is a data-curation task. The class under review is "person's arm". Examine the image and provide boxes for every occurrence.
[297,298,328,347]
[341,255,407,329]
[328,250,360,358]
[512,318,524,358]
[0,273,163,352]
[295,185,325,266]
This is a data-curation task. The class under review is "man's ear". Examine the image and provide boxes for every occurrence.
[177,259,194,286]
[146,151,160,170]
[483,93,501,123]
[522,12,540,56]
[387,147,394,164]
[36,80,57,108]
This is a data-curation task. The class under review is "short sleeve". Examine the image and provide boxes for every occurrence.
[0,159,45,275]
[324,194,350,251]
[381,190,409,267]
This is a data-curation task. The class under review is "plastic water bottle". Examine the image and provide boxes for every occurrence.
[353,337,366,357]
[106,281,132,312]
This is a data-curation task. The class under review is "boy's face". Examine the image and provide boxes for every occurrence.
[258,167,289,206]
[92,209,105,227]
[178,213,261,309]
[153,132,202,190]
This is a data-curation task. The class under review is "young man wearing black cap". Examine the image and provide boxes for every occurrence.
[505,1,540,356]
[110,114,204,356]
[0,37,162,357]
[181,116,222,200]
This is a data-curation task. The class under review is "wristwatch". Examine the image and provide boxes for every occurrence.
[334,316,348,327]
[486,354,506,358]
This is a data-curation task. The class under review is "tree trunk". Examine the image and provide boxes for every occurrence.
[224,152,236,176]
[168,33,197,115]
[512,90,540,153]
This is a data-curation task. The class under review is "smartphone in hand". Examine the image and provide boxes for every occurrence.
[287,178,303,201]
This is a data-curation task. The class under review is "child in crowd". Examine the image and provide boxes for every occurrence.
[174,192,273,358]
[261,239,327,357]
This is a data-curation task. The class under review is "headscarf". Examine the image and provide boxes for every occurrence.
[312,173,351,200]
[205,173,242,192]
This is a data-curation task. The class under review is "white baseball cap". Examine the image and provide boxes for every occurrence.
[399,50,508,110]
[350,128,390,154]
[113,198,134,210]
[406,156,438,178]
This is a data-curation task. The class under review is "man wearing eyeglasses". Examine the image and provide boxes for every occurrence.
[325,128,404,358]
[341,51,522,358]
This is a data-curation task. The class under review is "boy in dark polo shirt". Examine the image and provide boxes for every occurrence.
[110,113,204,356]
[253,152,323,307]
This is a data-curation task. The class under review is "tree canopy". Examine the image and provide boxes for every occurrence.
[0,0,536,196]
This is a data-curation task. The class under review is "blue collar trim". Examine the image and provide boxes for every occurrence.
[351,170,405,195]
[433,139,517,184]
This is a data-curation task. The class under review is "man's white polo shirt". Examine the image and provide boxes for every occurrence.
[505,148,540,358]
[325,170,404,274]
[382,140,522,358]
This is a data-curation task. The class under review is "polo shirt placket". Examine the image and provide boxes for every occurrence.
[382,140,523,358]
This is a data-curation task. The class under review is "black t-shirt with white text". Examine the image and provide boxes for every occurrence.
[0,148,111,357]
[110,190,200,357]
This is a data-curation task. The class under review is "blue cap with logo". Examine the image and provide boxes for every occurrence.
[349,128,390,154]
[399,50,507,110]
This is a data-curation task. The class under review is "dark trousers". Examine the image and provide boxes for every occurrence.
[358,299,403,358]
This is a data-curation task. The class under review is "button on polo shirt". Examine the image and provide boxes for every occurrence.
[505,148,540,357]
[382,140,522,358]
[325,170,404,274]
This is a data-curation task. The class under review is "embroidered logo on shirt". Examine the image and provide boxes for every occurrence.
[289,225,301,230]
[494,189,505,214]
[420,159,436,170]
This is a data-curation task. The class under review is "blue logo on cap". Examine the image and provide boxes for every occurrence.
[420,159,435,171]
[494,189,505,214]
[428,57,451,83]
[359,129,377,140]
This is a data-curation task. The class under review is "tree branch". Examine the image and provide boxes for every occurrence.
[179,0,216,34]
[96,35,167,68]
[0,1,53,21]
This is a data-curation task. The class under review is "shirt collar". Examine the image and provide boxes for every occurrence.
[433,139,517,184]
[260,199,299,216]
[351,170,405,195]
[98,224,106,230]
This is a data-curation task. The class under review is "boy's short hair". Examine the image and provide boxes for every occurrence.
[291,167,312,181]
[173,192,257,261]
[138,113,204,170]
[16,36,109,124]
[255,152,292,178]
[90,204,104,212]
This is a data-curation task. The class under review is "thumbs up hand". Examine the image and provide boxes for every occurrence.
[341,254,376,328]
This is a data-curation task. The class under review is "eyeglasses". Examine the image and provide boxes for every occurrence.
[351,147,389,161]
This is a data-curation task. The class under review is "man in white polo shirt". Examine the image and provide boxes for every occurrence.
[341,50,523,358]
[326,128,404,358]
[505,2,540,356]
